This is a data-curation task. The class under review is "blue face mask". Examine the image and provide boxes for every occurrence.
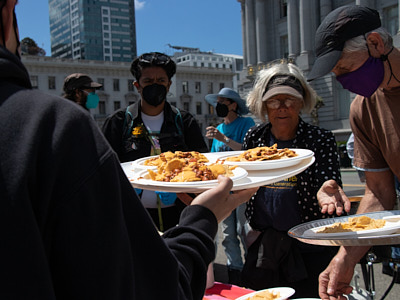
[85,92,100,109]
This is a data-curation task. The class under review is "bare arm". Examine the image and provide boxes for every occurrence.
[319,169,397,299]
[356,169,396,213]
[205,126,243,151]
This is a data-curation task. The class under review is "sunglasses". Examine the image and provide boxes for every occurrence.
[265,98,301,109]
[138,53,171,65]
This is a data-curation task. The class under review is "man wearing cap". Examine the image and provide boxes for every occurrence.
[308,5,400,299]
[63,73,103,111]
[204,87,255,285]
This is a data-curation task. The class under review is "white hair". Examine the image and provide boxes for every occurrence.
[246,63,317,122]
[343,27,393,53]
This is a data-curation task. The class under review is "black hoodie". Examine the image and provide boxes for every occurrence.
[0,46,217,299]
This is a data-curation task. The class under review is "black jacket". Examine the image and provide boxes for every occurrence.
[102,101,208,163]
[0,46,217,300]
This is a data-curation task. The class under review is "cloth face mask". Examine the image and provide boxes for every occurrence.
[142,84,167,107]
[336,56,384,98]
[216,103,229,117]
[85,92,100,109]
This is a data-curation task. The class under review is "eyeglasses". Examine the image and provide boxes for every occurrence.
[265,98,301,109]
[138,52,171,65]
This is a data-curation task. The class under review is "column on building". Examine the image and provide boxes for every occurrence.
[238,0,248,67]
[355,0,374,7]
[319,0,333,22]
[287,0,300,60]
[398,0,400,34]
[245,0,257,67]
[297,0,318,70]
[255,0,267,65]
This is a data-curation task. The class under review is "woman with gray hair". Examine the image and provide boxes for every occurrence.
[241,62,342,298]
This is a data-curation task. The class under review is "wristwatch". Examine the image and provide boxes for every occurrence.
[224,136,230,144]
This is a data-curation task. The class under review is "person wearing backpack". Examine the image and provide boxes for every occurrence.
[102,52,208,231]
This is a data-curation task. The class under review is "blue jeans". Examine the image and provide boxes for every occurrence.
[221,203,247,271]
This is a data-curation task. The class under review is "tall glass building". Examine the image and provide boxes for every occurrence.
[48,0,137,62]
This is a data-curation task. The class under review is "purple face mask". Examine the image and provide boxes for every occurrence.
[336,56,384,97]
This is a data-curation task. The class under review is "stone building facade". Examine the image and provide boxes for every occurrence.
[21,54,236,142]
[237,0,400,142]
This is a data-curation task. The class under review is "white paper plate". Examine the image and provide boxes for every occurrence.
[217,148,314,170]
[288,211,400,247]
[132,166,248,187]
[303,215,400,238]
[123,156,315,193]
[235,287,295,300]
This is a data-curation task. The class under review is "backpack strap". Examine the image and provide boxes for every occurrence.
[122,104,135,141]
[122,103,184,142]
[171,106,184,136]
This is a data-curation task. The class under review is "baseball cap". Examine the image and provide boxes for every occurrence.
[262,75,304,101]
[63,73,103,92]
[307,5,381,81]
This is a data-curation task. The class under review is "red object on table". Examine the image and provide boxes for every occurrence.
[203,282,254,300]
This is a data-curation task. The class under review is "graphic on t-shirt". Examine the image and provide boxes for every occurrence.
[265,175,297,190]
[149,130,161,156]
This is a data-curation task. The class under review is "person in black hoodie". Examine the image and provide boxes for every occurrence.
[0,1,257,299]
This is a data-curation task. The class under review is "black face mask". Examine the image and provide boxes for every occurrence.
[216,103,229,117]
[142,84,167,107]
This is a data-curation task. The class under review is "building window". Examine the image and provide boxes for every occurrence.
[208,104,214,115]
[280,0,287,18]
[196,102,202,115]
[383,5,398,36]
[219,83,225,90]
[335,81,351,119]
[114,101,121,111]
[183,102,189,111]
[48,76,56,90]
[98,101,106,115]
[195,82,201,93]
[97,78,104,91]
[182,81,189,94]
[207,82,213,94]
[113,79,120,91]
[30,75,38,89]
[280,35,289,58]
[128,79,135,91]
[170,101,177,107]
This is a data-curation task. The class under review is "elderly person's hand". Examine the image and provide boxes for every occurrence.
[191,175,258,223]
[206,126,224,142]
[319,252,354,299]
[317,180,351,216]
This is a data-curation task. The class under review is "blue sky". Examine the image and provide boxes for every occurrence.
[16,0,244,57]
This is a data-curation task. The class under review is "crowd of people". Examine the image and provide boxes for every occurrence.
[2,1,400,299]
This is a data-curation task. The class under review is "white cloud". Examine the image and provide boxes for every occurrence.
[135,0,145,10]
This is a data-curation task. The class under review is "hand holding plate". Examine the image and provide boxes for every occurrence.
[190,175,258,223]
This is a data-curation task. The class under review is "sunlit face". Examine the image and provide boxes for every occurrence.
[332,50,369,76]
[265,94,303,131]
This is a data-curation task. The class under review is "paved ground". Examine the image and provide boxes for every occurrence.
[212,169,400,299]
